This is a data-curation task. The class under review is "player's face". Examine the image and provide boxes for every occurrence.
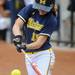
[38,9,47,15]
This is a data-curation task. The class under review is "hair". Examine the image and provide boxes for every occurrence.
[50,0,57,16]
[51,4,57,16]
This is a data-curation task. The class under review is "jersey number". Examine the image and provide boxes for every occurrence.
[31,32,39,41]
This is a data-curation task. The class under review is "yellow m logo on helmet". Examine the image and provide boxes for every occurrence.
[40,0,46,4]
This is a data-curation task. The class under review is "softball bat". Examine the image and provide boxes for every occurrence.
[21,49,42,75]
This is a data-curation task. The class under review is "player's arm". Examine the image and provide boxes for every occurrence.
[26,35,48,50]
[12,17,26,52]
[13,5,33,36]
[12,18,25,36]
[13,17,48,50]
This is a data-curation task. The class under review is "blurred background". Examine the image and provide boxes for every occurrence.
[0,0,75,47]
[0,0,75,75]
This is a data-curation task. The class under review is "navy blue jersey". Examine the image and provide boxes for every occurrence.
[18,5,57,52]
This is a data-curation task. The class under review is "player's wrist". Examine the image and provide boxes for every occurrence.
[13,35,22,45]
[21,43,27,50]
[15,43,27,53]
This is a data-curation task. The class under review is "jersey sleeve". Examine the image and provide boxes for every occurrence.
[17,5,34,22]
[39,16,57,37]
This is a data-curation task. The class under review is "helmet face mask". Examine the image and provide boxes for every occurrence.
[33,0,55,12]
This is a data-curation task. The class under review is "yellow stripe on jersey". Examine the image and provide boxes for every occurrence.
[25,48,52,54]
[27,18,44,31]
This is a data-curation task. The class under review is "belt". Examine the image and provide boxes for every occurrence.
[25,48,52,54]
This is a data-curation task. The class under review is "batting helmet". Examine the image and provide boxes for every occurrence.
[33,0,55,12]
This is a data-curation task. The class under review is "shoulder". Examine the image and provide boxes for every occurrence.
[20,4,34,12]
[17,4,36,22]
[48,14,57,24]
[18,4,35,16]
[49,15,58,31]
[46,14,57,30]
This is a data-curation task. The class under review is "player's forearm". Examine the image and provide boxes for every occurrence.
[26,35,48,50]
[12,18,24,36]
[26,41,41,50]
[13,24,22,36]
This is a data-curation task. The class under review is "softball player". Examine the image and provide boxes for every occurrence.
[13,0,57,75]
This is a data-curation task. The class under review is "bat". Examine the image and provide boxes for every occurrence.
[21,49,42,75]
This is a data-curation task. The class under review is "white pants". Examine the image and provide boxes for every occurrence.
[25,49,55,75]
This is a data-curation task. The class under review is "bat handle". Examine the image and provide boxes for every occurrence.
[21,49,32,64]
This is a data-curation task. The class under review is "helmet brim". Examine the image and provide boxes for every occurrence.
[33,2,52,12]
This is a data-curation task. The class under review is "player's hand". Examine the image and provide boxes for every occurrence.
[13,35,22,52]
[13,35,22,46]
[13,35,26,53]
[16,44,26,53]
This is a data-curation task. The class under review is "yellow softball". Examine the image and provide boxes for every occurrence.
[11,69,21,75]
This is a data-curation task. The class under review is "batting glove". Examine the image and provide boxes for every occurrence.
[16,44,26,52]
[13,35,22,45]
[13,35,22,52]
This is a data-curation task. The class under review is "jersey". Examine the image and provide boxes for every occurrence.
[17,5,57,52]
